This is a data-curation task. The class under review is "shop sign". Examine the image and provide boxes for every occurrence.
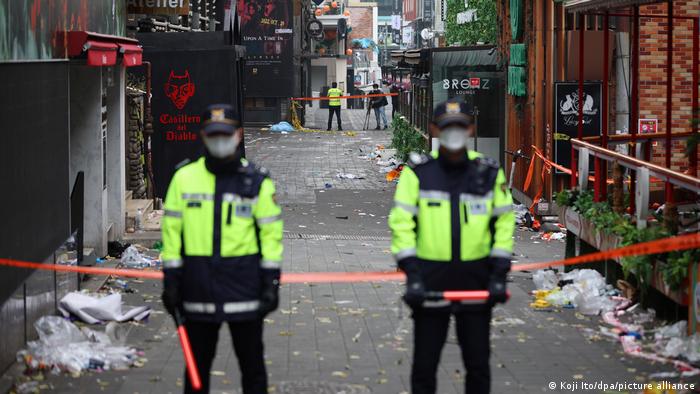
[441,77,491,95]
[639,118,658,146]
[554,81,602,172]
[127,0,190,15]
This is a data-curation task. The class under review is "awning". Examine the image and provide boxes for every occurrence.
[432,46,500,68]
[61,31,141,67]
[119,43,143,67]
[83,41,118,66]
[390,50,405,65]
[404,49,427,65]
[563,0,659,12]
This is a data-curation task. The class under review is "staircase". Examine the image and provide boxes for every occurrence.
[124,190,162,246]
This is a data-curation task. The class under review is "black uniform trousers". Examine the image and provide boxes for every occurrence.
[411,308,491,394]
[327,106,342,130]
[184,319,266,394]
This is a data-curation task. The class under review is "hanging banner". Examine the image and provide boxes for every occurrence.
[237,0,294,97]
[138,33,239,197]
[554,81,602,173]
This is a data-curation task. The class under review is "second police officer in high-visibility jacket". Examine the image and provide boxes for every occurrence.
[161,104,283,394]
[389,100,515,394]
[327,82,343,131]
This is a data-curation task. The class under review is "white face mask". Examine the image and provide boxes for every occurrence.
[203,133,240,159]
[439,127,469,151]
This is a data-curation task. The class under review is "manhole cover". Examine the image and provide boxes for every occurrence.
[275,381,371,394]
[284,233,391,241]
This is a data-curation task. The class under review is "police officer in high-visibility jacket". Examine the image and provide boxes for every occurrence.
[161,104,283,394]
[389,100,514,394]
[327,82,343,131]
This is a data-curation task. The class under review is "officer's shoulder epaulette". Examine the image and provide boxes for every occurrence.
[174,158,192,170]
[407,152,431,169]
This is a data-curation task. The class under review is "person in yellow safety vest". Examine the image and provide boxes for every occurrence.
[388,99,515,394]
[327,82,343,131]
[161,104,283,394]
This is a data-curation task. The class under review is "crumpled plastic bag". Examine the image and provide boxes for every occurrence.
[656,321,688,340]
[533,270,558,290]
[663,337,686,358]
[575,291,617,315]
[120,245,156,268]
[561,269,606,293]
[17,316,137,374]
[544,289,571,306]
[33,315,85,346]
[684,334,700,362]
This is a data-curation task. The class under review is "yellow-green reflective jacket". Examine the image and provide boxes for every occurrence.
[161,157,283,321]
[327,88,343,106]
[388,150,515,284]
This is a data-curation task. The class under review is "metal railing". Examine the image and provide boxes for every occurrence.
[572,138,700,229]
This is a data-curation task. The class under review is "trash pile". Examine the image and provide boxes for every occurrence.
[120,245,160,269]
[531,269,700,377]
[359,144,403,182]
[531,269,617,314]
[514,204,531,226]
[514,204,566,242]
[17,316,141,375]
[58,291,151,324]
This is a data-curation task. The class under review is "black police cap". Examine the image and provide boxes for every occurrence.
[201,104,240,135]
[433,100,474,129]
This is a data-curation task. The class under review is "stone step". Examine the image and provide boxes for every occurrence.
[123,230,161,248]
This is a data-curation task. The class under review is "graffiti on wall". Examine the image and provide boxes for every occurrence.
[0,0,125,61]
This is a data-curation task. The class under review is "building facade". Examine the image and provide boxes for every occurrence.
[0,0,131,373]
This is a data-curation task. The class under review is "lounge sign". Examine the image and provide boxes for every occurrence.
[127,0,190,16]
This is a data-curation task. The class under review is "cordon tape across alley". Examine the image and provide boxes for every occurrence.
[1,232,699,293]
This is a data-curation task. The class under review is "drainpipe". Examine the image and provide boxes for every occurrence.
[615,32,630,155]
[665,0,674,202]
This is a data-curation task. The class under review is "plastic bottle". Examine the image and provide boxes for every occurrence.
[135,208,142,231]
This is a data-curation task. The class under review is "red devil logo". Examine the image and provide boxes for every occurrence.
[164,70,195,110]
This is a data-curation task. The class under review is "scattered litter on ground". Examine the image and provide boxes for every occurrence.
[120,245,159,268]
[386,166,402,182]
[532,270,558,290]
[530,268,700,377]
[337,173,365,180]
[491,317,526,326]
[17,316,140,375]
[514,204,532,228]
[107,241,131,258]
[58,291,151,324]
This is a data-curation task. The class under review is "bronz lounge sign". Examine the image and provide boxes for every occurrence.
[127,0,189,16]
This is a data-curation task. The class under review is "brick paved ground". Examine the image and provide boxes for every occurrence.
[0,108,687,394]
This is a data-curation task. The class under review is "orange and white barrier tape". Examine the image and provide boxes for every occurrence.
[291,93,397,101]
[1,233,698,283]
